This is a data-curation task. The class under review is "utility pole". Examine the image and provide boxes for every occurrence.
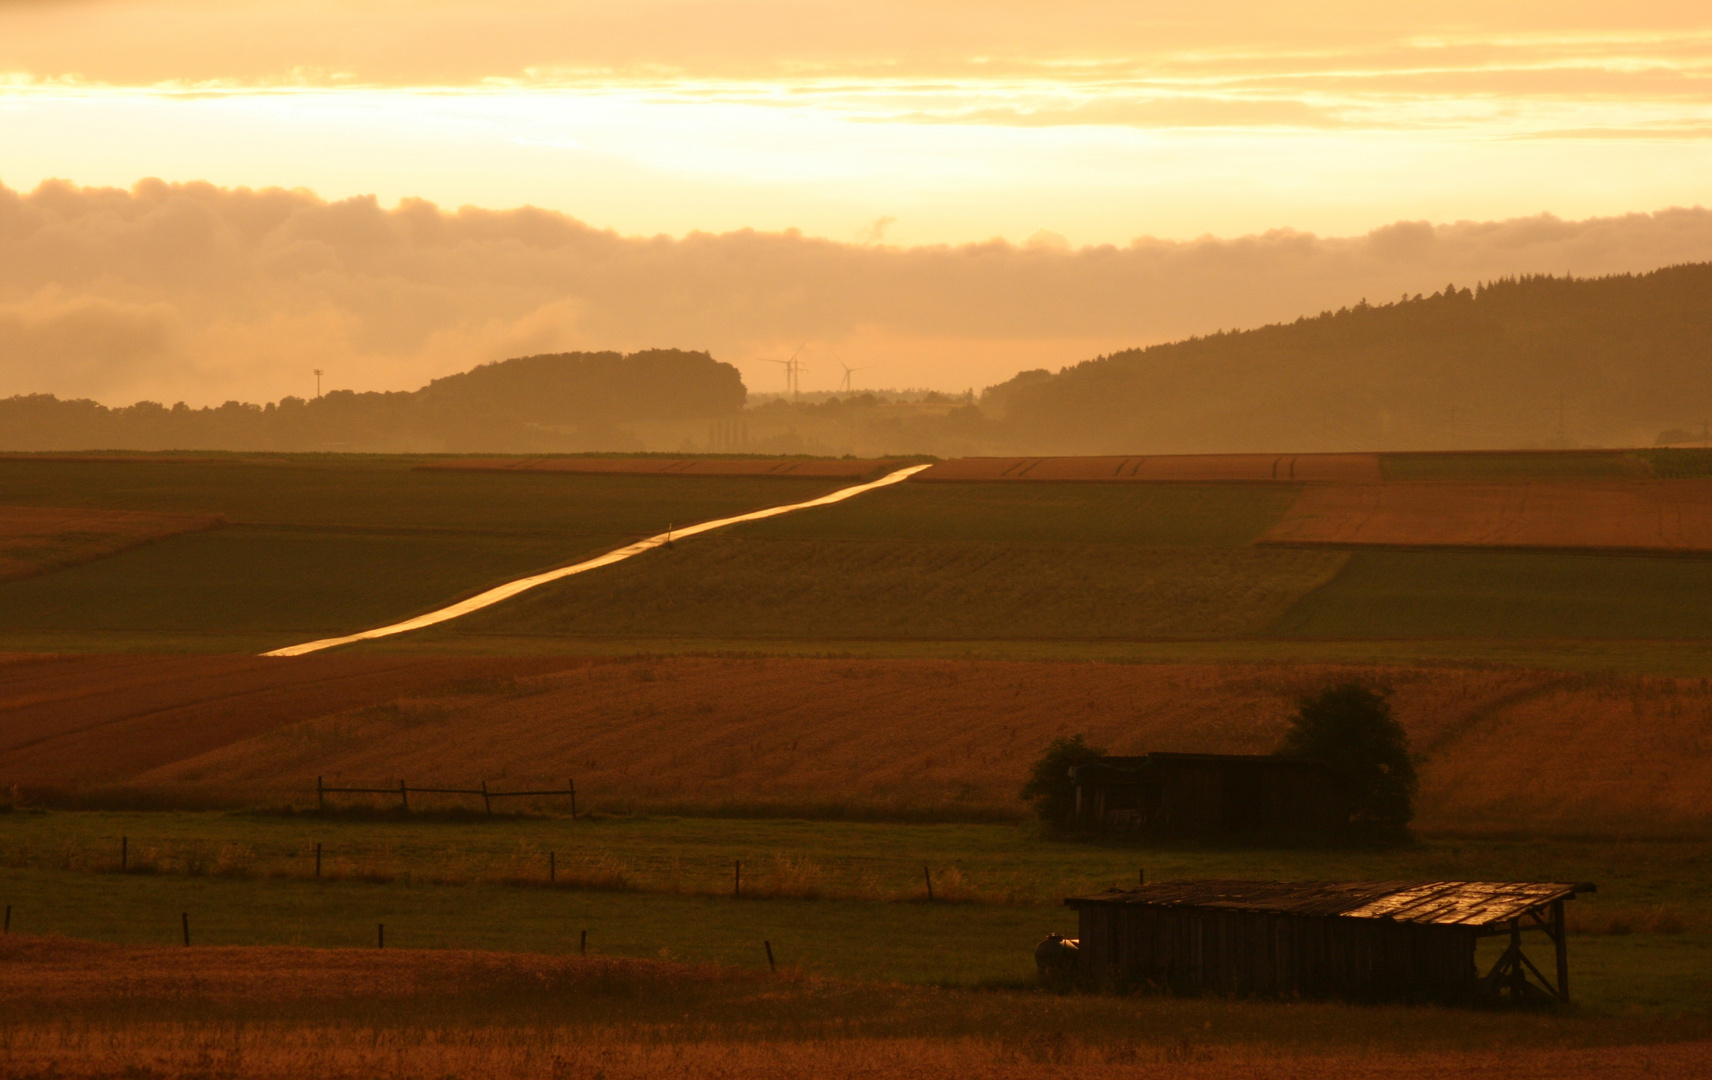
[314,369,323,398]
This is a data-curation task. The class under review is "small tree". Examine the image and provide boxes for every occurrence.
[1021,734,1107,828]
[1277,682,1417,839]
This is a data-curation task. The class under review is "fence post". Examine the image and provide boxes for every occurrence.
[924,865,934,902]
[765,940,776,972]
[378,923,385,949]
[4,904,10,933]
[317,776,325,811]
[399,780,409,812]
[580,929,587,955]
[315,842,322,879]
[549,851,556,884]
[734,860,741,898]
[121,836,127,872]
[481,780,491,815]
[181,912,190,947]
[569,779,576,820]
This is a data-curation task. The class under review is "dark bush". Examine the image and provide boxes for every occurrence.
[1020,734,1107,827]
[1277,682,1417,839]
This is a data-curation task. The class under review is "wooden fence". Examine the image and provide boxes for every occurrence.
[317,776,576,816]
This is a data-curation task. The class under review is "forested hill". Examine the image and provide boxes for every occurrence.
[982,264,1712,453]
[0,350,746,453]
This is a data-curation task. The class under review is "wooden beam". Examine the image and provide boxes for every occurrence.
[1553,899,1569,1003]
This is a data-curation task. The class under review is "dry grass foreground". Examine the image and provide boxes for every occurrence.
[1264,480,1712,553]
[417,457,901,478]
[0,506,222,581]
[915,455,1383,483]
[5,656,1699,836]
[0,936,1706,1080]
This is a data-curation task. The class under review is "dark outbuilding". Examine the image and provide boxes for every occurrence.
[1067,754,1348,839]
[1065,879,1595,1003]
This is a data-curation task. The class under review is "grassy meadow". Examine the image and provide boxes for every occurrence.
[2,809,1710,1012]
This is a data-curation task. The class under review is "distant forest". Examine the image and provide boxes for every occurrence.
[5,266,1712,455]
[979,264,1712,453]
[0,350,746,453]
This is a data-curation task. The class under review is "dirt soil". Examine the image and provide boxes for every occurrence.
[6,655,1703,836]
[0,505,222,581]
[916,455,1382,483]
[1263,480,1712,553]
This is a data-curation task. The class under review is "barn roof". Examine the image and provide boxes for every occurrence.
[1064,880,1595,927]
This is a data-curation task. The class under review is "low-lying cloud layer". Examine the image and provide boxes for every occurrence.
[5,177,1712,405]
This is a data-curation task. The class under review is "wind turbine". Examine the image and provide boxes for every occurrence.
[759,348,806,396]
[836,359,871,393]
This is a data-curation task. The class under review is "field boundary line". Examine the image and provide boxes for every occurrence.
[262,464,933,657]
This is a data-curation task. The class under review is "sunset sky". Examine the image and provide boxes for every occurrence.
[3,1,1712,402]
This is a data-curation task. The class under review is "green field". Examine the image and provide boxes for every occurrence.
[1273,549,1712,639]
[0,456,844,651]
[2,810,1708,1011]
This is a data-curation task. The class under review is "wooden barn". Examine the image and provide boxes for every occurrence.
[1065,879,1596,1003]
[1067,753,1348,839]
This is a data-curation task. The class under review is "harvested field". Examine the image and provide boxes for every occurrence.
[0,505,222,581]
[915,454,1381,483]
[446,538,1349,640]
[3,938,1707,1080]
[0,653,587,788]
[418,456,900,478]
[2,656,1680,837]
[1264,480,1712,553]
[1381,450,1655,481]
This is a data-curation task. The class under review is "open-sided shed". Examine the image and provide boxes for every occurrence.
[1065,879,1596,1002]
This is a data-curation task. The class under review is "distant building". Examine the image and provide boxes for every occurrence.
[1067,753,1347,840]
[1065,879,1594,1003]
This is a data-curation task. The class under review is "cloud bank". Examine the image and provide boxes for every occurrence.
[5,177,1712,405]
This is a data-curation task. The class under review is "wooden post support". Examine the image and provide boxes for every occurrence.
[181,912,190,947]
[1552,899,1570,1003]
[399,780,409,812]
[923,866,934,901]
[734,860,741,898]
[765,940,776,972]
[317,776,325,811]
[580,929,587,955]
[481,780,491,815]
[315,842,322,878]
[549,851,556,884]
[121,835,127,872]
[569,780,576,820]
[378,923,385,949]
[4,904,10,933]
[1139,868,1145,886]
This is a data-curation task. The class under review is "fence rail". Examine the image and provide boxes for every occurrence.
[317,776,576,816]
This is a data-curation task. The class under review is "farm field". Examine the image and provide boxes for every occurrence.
[2,940,1707,1080]
[0,456,846,652]
[7,655,1711,839]
[419,455,904,478]
[0,504,222,580]
[914,453,1382,483]
[1264,480,1712,553]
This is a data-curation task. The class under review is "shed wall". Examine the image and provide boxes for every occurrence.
[1076,904,1477,1000]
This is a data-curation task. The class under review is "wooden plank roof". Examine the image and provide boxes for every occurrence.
[1065,880,1595,926]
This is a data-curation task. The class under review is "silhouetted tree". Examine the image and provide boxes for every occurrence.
[1276,682,1417,839]
[1021,733,1107,827]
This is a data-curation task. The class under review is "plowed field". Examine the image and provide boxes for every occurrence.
[418,457,900,478]
[0,505,221,580]
[0,653,587,787]
[1263,480,1712,552]
[1,938,1705,1079]
[916,454,1381,483]
[0,655,1683,837]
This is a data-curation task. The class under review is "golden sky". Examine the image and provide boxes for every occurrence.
[2,2,1711,401]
